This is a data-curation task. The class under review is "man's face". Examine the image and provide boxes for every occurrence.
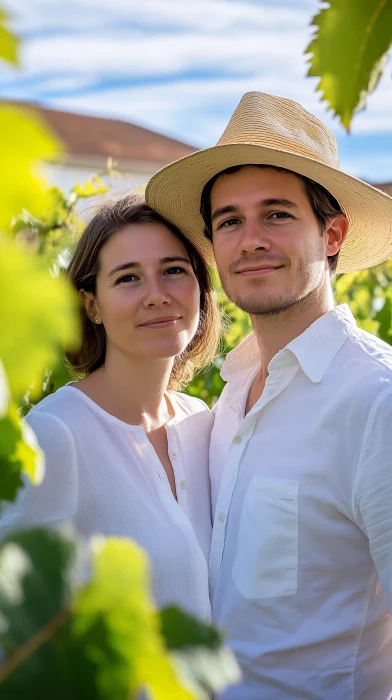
[210,165,334,316]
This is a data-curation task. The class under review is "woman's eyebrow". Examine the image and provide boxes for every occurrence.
[108,256,191,277]
[109,261,138,277]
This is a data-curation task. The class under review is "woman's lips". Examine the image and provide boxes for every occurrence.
[139,317,181,328]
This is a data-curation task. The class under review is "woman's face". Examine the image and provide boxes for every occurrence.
[84,222,201,363]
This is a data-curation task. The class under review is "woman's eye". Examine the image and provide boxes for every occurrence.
[116,273,137,284]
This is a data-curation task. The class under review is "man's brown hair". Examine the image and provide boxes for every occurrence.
[66,193,220,390]
[200,165,344,275]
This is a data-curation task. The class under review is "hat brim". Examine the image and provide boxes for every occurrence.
[145,143,392,274]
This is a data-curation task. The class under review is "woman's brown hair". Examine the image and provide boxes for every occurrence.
[66,193,221,390]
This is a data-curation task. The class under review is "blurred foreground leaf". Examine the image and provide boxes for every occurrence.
[0,105,60,231]
[0,531,195,699]
[0,9,19,65]
[160,607,240,699]
[306,0,392,130]
[0,404,43,505]
[0,240,78,402]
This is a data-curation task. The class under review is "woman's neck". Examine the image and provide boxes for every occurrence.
[77,347,175,430]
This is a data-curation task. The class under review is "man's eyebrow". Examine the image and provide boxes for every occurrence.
[211,205,238,222]
[211,198,298,222]
[261,198,298,208]
[108,257,191,277]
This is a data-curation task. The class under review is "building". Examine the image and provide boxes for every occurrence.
[10,101,197,195]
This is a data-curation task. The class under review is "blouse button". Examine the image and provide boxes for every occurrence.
[218,512,226,523]
[233,435,242,444]
[170,451,178,459]
[180,480,186,490]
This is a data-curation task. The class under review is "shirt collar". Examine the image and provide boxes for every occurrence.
[221,304,357,385]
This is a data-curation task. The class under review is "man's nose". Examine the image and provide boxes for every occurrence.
[240,219,271,254]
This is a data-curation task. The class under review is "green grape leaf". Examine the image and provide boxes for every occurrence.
[0,105,61,231]
[160,606,221,651]
[72,537,194,700]
[0,9,19,65]
[159,607,240,699]
[306,0,392,130]
[0,528,80,698]
[0,403,44,504]
[71,176,108,199]
[0,240,78,402]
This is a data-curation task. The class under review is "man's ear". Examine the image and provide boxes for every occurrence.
[79,289,101,324]
[325,214,348,257]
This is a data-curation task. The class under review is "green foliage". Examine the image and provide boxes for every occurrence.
[0,106,61,231]
[0,529,236,699]
[160,607,241,699]
[0,9,19,65]
[334,260,392,342]
[187,288,252,407]
[306,0,392,131]
[0,239,78,404]
[0,404,43,505]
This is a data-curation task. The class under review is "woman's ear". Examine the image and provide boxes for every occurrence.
[79,289,101,324]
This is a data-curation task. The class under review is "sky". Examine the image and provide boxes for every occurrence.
[2,0,392,183]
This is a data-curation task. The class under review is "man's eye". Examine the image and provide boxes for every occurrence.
[218,218,240,229]
[270,212,292,220]
[116,273,137,284]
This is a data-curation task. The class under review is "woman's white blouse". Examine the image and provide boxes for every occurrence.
[0,386,213,620]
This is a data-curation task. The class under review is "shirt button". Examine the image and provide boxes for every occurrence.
[180,480,186,490]
[233,435,242,444]
[170,451,178,459]
[218,512,226,523]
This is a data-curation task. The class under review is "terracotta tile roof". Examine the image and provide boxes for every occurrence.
[6,101,197,166]
[374,183,392,196]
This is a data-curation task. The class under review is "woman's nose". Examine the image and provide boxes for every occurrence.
[142,278,171,307]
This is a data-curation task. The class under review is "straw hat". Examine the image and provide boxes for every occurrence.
[146,91,392,274]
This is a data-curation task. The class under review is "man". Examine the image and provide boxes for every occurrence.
[146,92,392,699]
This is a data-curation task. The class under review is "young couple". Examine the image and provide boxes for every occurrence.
[3,92,392,699]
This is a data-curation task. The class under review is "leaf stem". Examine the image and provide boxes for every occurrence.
[0,607,71,684]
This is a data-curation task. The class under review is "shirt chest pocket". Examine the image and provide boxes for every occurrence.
[232,477,299,599]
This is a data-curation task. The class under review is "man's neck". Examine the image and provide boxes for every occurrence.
[250,284,335,378]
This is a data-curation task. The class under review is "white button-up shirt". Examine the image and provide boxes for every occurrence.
[1,386,212,621]
[210,304,392,700]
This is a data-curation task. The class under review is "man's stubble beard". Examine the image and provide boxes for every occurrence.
[219,255,323,318]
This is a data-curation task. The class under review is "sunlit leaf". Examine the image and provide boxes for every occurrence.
[0,105,61,231]
[72,537,194,700]
[0,528,78,697]
[71,176,108,199]
[160,607,240,699]
[0,404,43,505]
[0,240,78,402]
[306,0,392,130]
[0,9,19,66]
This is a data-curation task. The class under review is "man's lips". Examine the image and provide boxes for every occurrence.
[138,316,181,328]
[235,265,283,276]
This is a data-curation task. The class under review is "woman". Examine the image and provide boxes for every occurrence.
[1,194,220,620]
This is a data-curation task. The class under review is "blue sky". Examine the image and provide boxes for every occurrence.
[2,0,392,183]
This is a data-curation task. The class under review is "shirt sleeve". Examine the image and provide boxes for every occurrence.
[353,387,392,611]
[0,409,78,539]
